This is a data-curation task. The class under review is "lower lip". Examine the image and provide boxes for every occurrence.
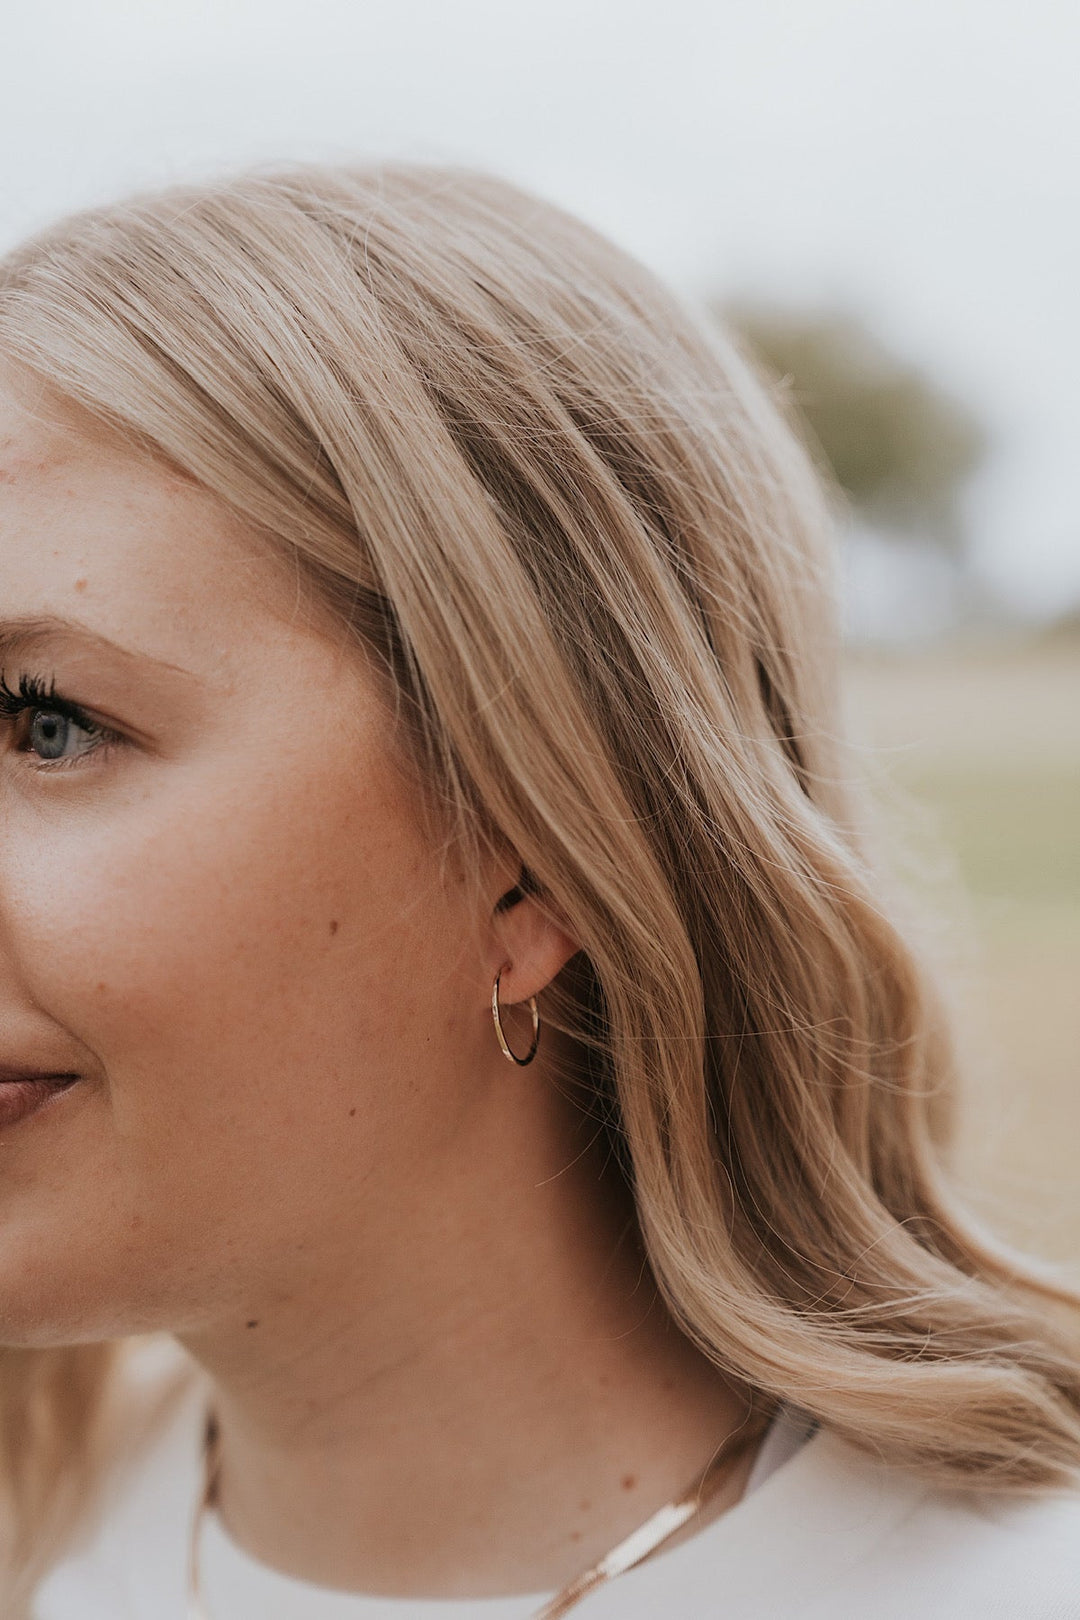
[0,1078,81,1132]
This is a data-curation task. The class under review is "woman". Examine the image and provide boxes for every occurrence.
[0,164,1076,1620]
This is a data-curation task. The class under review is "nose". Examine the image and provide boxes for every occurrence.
[0,909,81,1079]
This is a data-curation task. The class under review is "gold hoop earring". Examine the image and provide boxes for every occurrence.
[491,968,541,1066]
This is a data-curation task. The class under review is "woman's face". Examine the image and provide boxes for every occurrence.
[0,374,514,1346]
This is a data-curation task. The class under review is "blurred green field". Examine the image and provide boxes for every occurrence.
[843,637,1080,1270]
[902,767,1080,904]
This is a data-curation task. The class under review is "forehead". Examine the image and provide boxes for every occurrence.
[0,364,171,481]
[0,396,102,505]
[0,371,219,540]
[0,372,309,673]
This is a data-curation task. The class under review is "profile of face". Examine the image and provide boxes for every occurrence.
[0,371,577,1349]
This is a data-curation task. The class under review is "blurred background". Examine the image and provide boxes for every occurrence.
[2,0,1077,1264]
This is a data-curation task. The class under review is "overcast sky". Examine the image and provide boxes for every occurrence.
[3,0,1077,613]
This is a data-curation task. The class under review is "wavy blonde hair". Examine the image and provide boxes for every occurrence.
[1,163,1078,1605]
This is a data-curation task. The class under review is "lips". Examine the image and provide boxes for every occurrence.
[0,1063,80,1083]
[0,1068,81,1130]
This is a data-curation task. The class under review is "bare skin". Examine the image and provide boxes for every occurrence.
[0,371,753,1598]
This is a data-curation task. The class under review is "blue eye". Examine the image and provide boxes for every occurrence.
[26,707,101,762]
[0,670,117,769]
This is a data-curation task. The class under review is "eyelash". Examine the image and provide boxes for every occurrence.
[0,669,121,770]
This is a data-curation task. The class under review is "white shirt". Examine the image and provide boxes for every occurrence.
[34,1355,1080,1619]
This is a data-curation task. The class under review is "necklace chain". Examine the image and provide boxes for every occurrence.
[187,1405,770,1620]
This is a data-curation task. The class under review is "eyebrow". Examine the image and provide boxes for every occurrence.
[0,613,204,683]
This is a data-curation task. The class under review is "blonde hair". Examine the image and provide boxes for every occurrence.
[1,162,1078,1603]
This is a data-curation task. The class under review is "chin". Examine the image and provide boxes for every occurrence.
[0,1234,183,1349]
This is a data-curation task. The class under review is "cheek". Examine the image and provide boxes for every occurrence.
[0,758,471,1331]
[12,778,385,1066]
[11,744,441,1046]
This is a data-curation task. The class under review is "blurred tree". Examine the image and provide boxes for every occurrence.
[1044,601,1080,643]
[715,303,989,561]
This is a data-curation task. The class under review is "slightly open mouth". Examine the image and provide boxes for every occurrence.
[0,1073,82,1128]
[0,1073,80,1088]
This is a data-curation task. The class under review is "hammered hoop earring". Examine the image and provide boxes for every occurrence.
[491,968,541,1066]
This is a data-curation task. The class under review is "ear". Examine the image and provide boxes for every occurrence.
[490,869,579,1004]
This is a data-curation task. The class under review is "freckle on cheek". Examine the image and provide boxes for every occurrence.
[328,918,340,936]
[74,576,88,592]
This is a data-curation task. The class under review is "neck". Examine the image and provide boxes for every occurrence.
[178,1041,752,1599]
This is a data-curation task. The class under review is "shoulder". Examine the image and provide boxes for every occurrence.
[789,1429,1080,1620]
[844,1469,1080,1619]
[602,1424,1080,1619]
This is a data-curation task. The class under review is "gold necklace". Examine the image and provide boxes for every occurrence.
[187,1404,770,1620]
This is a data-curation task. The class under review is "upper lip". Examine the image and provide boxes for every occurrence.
[0,1064,80,1084]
